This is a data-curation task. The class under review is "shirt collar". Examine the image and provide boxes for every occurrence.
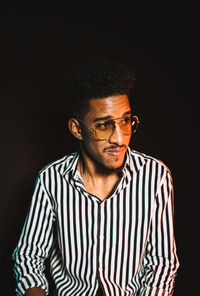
[62,146,146,181]
[62,150,80,178]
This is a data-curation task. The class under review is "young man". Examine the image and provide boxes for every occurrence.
[12,59,179,296]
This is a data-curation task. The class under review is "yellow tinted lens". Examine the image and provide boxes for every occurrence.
[120,117,132,135]
[95,129,113,139]
[95,121,114,139]
[94,116,137,139]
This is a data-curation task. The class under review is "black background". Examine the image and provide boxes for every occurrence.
[0,14,196,295]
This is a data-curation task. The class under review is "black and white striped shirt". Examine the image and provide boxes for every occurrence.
[12,148,179,296]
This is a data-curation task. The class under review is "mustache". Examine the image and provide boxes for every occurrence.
[104,145,126,152]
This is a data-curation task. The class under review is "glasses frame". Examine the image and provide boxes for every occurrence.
[76,115,139,140]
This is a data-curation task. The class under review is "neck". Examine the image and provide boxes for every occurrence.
[77,145,124,200]
[78,148,122,182]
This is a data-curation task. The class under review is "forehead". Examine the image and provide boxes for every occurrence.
[84,95,131,121]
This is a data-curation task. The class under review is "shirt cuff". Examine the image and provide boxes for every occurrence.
[15,273,48,295]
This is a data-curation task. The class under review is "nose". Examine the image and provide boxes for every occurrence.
[109,123,124,146]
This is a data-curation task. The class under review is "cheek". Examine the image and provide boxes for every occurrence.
[82,136,104,156]
[88,141,105,157]
[126,135,132,145]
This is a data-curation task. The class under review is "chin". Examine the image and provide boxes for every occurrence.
[102,159,125,172]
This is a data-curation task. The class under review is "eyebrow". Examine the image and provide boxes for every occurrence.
[93,111,132,123]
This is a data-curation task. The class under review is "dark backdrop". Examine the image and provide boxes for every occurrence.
[0,16,196,295]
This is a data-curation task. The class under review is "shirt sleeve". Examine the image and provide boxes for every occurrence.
[139,170,180,296]
[12,175,56,296]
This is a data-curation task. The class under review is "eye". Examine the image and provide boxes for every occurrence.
[121,116,131,125]
[95,120,112,130]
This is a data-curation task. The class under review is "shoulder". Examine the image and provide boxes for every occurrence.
[129,149,173,192]
[130,149,172,175]
[38,151,78,177]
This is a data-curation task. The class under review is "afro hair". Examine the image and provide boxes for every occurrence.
[65,58,136,118]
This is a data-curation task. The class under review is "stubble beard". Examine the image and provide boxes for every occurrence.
[81,142,127,175]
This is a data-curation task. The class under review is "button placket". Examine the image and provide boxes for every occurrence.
[98,203,105,274]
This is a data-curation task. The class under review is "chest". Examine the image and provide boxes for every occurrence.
[83,177,120,201]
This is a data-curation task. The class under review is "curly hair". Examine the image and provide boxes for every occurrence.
[65,58,136,118]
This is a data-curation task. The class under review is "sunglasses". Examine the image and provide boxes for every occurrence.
[77,115,139,140]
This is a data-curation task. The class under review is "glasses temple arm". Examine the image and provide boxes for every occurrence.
[76,119,96,133]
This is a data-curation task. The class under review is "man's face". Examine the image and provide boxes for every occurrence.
[80,94,132,171]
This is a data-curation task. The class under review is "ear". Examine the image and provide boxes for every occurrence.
[68,118,83,140]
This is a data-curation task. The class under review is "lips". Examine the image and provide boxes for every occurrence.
[104,147,126,157]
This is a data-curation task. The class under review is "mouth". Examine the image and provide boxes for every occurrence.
[104,146,126,157]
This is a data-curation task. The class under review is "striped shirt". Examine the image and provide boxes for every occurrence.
[12,148,179,296]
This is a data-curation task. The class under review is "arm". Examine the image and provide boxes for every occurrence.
[25,287,46,296]
[12,175,56,296]
[139,170,179,296]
